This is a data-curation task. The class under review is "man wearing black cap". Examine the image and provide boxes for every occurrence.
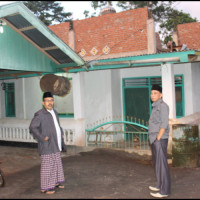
[29,92,66,194]
[148,85,171,198]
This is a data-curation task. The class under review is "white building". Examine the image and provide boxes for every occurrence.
[1,2,200,156]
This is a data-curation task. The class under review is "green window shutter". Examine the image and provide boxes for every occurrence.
[175,76,184,118]
[5,83,16,117]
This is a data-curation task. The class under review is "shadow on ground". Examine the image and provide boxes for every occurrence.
[0,147,200,199]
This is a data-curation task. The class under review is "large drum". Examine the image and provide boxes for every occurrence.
[40,74,71,96]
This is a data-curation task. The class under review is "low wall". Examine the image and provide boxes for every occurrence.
[0,118,85,146]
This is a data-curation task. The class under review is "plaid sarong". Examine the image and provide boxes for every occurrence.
[40,152,65,190]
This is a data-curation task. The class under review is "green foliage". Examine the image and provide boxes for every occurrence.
[160,9,197,44]
[83,10,97,19]
[23,1,72,26]
[92,1,175,22]
[83,10,90,18]
[160,10,197,31]
[91,1,113,10]
[83,1,112,18]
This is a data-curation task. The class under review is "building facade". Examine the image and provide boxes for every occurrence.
[1,3,200,155]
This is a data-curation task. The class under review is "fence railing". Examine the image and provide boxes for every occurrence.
[86,130,150,150]
[0,126,75,145]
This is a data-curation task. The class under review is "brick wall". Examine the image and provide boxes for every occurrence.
[49,22,70,44]
[177,22,200,50]
[74,7,148,56]
[49,7,149,59]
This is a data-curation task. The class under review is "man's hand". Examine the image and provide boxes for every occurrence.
[44,136,49,141]
[157,128,166,141]
[157,136,161,141]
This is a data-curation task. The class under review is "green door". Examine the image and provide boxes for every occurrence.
[124,87,150,131]
[123,75,185,132]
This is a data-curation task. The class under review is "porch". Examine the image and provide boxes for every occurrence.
[0,118,78,146]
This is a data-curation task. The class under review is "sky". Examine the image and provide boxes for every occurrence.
[0,1,200,22]
[60,1,200,22]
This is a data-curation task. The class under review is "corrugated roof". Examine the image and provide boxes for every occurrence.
[0,2,86,79]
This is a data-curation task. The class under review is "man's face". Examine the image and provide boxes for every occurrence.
[151,90,162,102]
[42,97,54,110]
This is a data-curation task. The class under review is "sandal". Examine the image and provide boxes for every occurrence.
[55,183,65,189]
[41,189,55,194]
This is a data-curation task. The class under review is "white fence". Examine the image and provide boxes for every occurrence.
[0,126,75,145]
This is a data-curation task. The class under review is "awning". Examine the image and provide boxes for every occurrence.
[68,50,200,73]
[0,2,86,80]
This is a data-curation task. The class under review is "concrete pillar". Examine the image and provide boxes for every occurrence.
[173,31,179,46]
[68,21,75,50]
[72,72,85,119]
[161,63,176,119]
[161,63,176,155]
[147,18,156,54]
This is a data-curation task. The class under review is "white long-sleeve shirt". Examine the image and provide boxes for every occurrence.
[47,109,62,151]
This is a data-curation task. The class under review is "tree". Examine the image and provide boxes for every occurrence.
[83,10,97,19]
[83,1,112,18]
[91,1,175,22]
[160,9,197,44]
[91,1,113,10]
[23,1,72,26]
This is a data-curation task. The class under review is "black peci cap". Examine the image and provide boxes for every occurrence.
[43,92,53,100]
[151,84,162,93]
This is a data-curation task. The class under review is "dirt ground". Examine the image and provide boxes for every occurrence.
[0,145,200,199]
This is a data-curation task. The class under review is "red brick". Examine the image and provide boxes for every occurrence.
[49,7,149,57]
[177,22,200,50]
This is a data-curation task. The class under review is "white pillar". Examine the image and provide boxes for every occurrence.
[161,63,176,119]
[147,18,156,54]
[72,72,85,119]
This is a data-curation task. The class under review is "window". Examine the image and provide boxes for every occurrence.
[5,83,16,117]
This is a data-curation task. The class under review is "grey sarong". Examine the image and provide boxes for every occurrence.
[151,139,171,195]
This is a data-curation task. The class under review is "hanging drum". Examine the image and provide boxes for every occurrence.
[40,74,71,96]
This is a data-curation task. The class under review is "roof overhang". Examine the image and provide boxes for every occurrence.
[0,2,87,80]
[66,50,200,73]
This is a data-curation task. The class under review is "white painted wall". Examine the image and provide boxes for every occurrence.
[174,63,193,116]
[111,69,122,120]
[54,80,74,114]
[161,63,176,119]
[191,62,200,113]
[83,70,113,129]
[0,75,75,120]
[24,77,43,119]
[1,61,200,147]
[120,65,162,78]
[74,63,200,130]
[72,72,85,119]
